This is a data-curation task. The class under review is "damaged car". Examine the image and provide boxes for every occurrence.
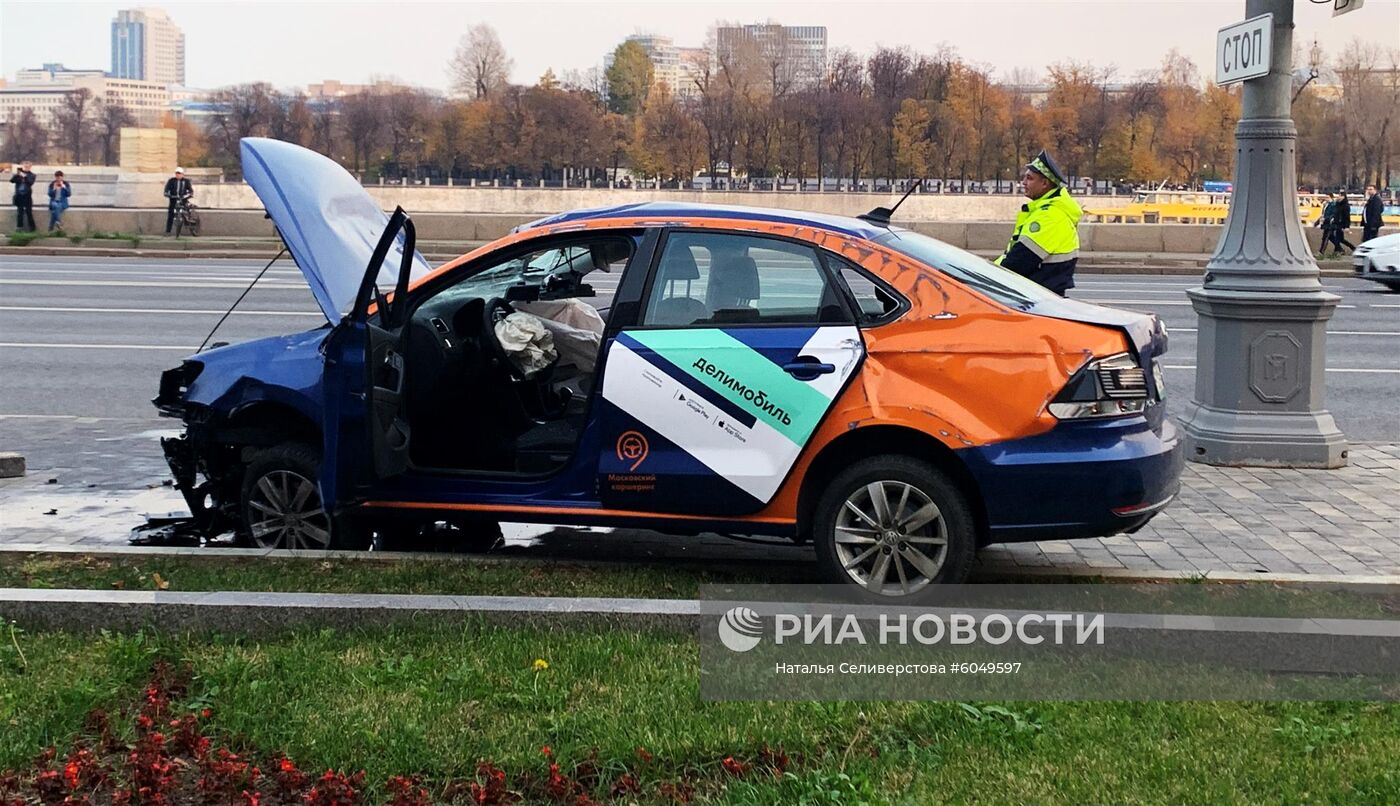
[153,137,1181,598]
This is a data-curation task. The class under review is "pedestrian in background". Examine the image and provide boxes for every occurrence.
[1331,190,1355,255]
[994,150,1082,296]
[163,167,193,235]
[1361,184,1384,243]
[47,171,71,232]
[1314,193,1339,257]
[8,161,36,231]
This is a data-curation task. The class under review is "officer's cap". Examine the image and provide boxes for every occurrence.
[1025,150,1067,187]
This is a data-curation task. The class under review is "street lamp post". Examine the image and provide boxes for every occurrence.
[1180,0,1348,468]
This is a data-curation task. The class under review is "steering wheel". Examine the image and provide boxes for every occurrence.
[482,297,520,379]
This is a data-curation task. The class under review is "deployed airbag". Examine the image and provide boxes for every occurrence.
[516,299,604,373]
[494,312,557,378]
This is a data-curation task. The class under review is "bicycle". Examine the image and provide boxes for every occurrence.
[174,196,200,237]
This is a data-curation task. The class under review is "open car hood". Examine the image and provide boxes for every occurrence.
[240,137,431,322]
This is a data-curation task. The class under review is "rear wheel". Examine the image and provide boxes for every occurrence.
[240,443,370,550]
[813,456,975,599]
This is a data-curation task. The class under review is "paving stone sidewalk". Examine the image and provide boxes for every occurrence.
[2,418,1397,578]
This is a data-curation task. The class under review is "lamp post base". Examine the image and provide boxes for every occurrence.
[1180,286,1347,469]
[1181,402,1348,468]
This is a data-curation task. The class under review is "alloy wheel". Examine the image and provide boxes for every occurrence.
[246,469,332,550]
[833,480,948,596]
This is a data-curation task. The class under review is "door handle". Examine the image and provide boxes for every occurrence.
[782,356,836,380]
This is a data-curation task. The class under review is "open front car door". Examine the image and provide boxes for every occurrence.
[320,208,419,513]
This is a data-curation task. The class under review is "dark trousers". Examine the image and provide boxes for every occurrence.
[1362,225,1381,243]
[165,200,178,233]
[14,199,34,231]
[1323,228,1354,255]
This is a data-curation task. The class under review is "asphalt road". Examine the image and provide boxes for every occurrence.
[1,254,1397,442]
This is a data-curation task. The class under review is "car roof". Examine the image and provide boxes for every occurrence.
[517,201,899,241]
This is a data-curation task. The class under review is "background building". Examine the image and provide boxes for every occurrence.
[715,23,827,89]
[0,63,171,129]
[604,34,707,99]
[111,8,186,87]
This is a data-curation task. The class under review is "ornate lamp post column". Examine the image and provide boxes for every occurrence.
[1180,0,1348,468]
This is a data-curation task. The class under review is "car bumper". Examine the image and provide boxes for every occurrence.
[957,413,1184,544]
[1355,254,1400,282]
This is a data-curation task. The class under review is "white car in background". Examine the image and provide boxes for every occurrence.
[1354,233,1400,291]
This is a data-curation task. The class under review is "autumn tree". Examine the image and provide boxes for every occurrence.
[340,91,385,173]
[635,85,704,184]
[867,47,917,181]
[1336,40,1400,187]
[449,24,513,99]
[51,87,95,163]
[5,108,47,161]
[160,111,208,167]
[208,83,273,169]
[892,98,932,178]
[605,41,654,116]
[93,100,135,165]
[267,92,313,146]
[382,90,433,176]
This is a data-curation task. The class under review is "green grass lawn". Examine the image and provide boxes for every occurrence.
[0,552,796,599]
[1,621,1397,804]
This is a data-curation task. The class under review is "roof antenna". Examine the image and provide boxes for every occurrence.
[858,177,922,226]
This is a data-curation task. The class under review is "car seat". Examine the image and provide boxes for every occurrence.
[706,248,760,321]
[649,246,710,325]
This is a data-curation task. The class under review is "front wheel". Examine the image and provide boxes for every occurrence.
[812,456,976,599]
[240,444,370,550]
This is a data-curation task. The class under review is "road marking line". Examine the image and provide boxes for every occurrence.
[1082,299,1358,308]
[1162,364,1400,374]
[0,305,321,317]
[0,342,195,351]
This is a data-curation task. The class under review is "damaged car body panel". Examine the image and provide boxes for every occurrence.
[151,139,1182,595]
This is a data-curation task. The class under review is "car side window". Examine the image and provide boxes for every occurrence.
[830,257,905,325]
[642,232,850,326]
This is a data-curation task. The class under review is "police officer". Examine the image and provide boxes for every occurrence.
[995,151,1082,296]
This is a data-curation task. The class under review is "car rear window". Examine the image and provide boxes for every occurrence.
[872,229,1058,310]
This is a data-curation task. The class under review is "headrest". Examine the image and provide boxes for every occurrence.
[658,246,700,281]
[711,253,759,300]
[590,240,632,272]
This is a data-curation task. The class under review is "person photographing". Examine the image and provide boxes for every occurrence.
[47,171,71,232]
[7,161,36,232]
[994,150,1082,296]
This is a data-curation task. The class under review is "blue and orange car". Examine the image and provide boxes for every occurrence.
[154,138,1182,598]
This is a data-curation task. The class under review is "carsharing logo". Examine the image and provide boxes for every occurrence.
[718,606,763,652]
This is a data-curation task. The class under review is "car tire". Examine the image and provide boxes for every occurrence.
[813,456,976,599]
[240,443,371,551]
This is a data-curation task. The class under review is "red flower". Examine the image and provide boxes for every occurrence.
[541,745,553,758]
[721,756,750,777]
[63,761,81,790]
[201,708,212,718]
[636,747,653,763]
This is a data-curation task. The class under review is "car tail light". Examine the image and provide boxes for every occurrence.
[1048,353,1150,420]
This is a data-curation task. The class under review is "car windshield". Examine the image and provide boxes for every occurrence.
[453,244,605,298]
[873,229,1058,310]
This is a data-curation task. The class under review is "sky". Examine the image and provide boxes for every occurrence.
[1,0,1397,92]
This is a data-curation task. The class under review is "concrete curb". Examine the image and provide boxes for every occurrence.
[3,544,1398,590]
[0,588,701,634]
